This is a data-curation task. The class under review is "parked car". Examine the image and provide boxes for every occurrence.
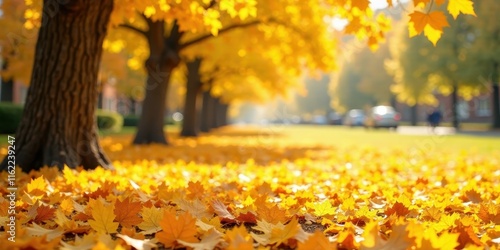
[328,112,343,125]
[344,109,365,127]
[311,115,328,125]
[364,105,400,128]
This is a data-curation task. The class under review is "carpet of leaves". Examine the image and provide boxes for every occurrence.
[1,128,500,249]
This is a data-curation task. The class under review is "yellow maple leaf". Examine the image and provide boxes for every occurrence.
[156,210,199,248]
[138,206,164,234]
[226,226,253,250]
[88,199,118,234]
[418,229,460,250]
[298,230,337,250]
[361,220,412,250]
[269,217,301,246]
[178,229,222,250]
[311,200,336,217]
[26,176,47,196]
[447,0,476,19]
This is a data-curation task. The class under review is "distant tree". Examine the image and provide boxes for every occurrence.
[330,41,392,113]
[467,0,500,128]
[386,21,439,125]
[296,75,331,115]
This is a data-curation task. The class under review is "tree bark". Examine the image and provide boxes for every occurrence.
[0,0,114,172]
[491,62,500,128]
[212,97,221,129]
[132,20,180,144]
[1,60,14,102]
[214,98,229,128]
[129,96,137,115]
[0,78,14,102]
[451,84,460,129]
[181,58,202,137]
[200,90,214,132]
[410,105,418,126]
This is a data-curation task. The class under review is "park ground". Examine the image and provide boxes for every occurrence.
[1,125,500,249]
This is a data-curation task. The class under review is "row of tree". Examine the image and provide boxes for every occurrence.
[330,1,500,129]
[0,0,477,171]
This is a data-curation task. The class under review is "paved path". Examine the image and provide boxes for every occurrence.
[397,126,500,137]
[397,126,456,135]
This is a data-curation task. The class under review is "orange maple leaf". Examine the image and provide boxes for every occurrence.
[156,210,199,248]
[454,224,483,249]
[187,181,205,199]
[226,226,253,250]
[352,0,369,11]
[337,222,360,249]
[385,202,410,217]
[114,197,143,227]
[477,203,500,224]
[34,204,56,223]
[257,204,288,224]
[409,11,449,34]
[236,211,257,224]
[464,189,482,203]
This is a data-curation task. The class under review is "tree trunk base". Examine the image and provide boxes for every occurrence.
[1,128,113,172]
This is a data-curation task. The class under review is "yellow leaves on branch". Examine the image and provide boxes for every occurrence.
[447,0,477,19]
[408,0,476,45]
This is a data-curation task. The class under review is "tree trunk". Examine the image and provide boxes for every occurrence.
[132,20,180,144]
[212,97,221,129]
[0,78,14,102]
[180,58,202,137]
[214,98,229,128]
[97,91,103,109]
[220,103,229,126]
[492,62,500,129]
[200,90,214,132]
[129,96,137,115]
[451,84,460,129]
[0,0,114,172]
[410,105,418,126]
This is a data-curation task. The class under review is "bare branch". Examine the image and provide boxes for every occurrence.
[203,0,218,10]
[119,23,147,37]
[180,19,261,50]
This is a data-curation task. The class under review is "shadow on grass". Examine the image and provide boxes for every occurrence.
[101,129,328,166]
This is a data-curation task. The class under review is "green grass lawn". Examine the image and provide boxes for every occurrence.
[2,124,499,155]
[291,125,499,153]
[214,125,500,155]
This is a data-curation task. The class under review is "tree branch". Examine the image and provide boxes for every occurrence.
[203,0,217,10]
[119,23,146,37]
[180,19,262,50]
